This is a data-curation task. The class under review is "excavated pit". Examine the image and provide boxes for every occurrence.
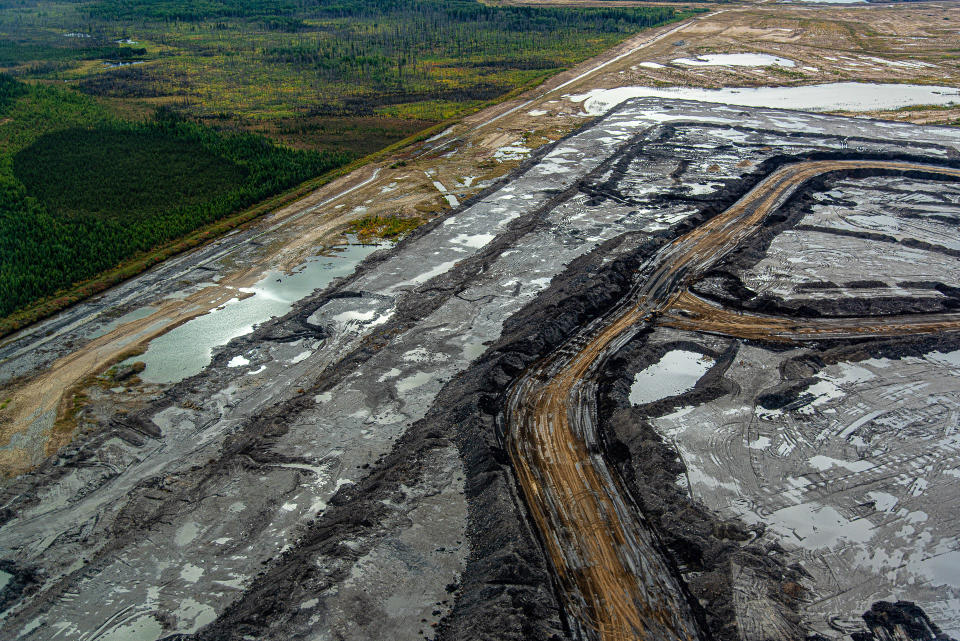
[1,99,960,641]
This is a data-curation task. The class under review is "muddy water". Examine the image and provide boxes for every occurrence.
[570,82,960,116]
[132,238,386,384]
[672,53,795,67]
[629,350,715,405]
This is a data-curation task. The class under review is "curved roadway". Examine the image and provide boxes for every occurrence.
[503,160,960,641]
[660,290,960,342]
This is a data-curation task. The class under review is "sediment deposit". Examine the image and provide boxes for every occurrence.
[2,100,959,641]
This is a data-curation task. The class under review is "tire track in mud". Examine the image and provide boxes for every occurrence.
[660,290,960,342]
[503,160,960,641]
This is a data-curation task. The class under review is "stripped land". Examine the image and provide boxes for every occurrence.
[1,99,960,641]
[505,160,960,640]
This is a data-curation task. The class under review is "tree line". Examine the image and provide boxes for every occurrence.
[0,79,351,317]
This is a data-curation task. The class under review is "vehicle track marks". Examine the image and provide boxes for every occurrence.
[504,160,960,641]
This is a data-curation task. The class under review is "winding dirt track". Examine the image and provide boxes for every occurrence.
[660,290,960,342]
[503,160,960,641]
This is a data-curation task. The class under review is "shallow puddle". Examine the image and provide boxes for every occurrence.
[132,238,386,384]
[672,53,795,67]
[570,82,960,116]
[629,350,715,405]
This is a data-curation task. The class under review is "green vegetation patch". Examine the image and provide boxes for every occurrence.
[348,214,423,242]
[894,103,959,112]
[243,115,434,156]
[14,128,248,220]
[0,73,28,112]
[1,0,695,126]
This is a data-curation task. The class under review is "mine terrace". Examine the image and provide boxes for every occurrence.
[0,96,957,640]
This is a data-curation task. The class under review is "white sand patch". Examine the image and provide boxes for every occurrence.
[290,350,311,364]
[493,145,531,162]
[393,260,460,289]
[452,233,494,248]
[425,126,455,143]
[672,53,795,68]
[227,355,249,368]
[569,83,960,116]
[428,177,460,208]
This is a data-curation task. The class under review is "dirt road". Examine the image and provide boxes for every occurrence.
[0,165,384,474]
[504,159,960,640]
[660,290,960,342]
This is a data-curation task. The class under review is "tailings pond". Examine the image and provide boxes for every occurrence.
[130,238,386,384]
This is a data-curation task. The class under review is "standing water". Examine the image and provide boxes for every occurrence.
[570,82,960,116]
[629,350,715,405]
[132,238,386,384]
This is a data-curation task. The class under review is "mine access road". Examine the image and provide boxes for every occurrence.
[504,160,960,641]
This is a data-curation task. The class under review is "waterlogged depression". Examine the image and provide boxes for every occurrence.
[629,350,715,405]
[3,97,960,641]
[132,238,386,384]
[650,341,960,636]
[672,53,795,67]
[570,82,960,116]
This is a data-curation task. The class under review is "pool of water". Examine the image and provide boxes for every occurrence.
[132,239,386,384]
[672,53,795,68]
[629,350,715,405]
[570,82,960,116]
[89,306,157,340]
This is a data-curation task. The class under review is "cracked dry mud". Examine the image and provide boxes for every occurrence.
[2,99,960,641]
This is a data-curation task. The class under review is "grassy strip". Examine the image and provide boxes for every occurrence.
[893,103,960,112]
[348,215,425,242]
